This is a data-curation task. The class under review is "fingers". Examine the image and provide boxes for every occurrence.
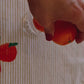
[71,0,84,32]
[71,0,84,43]
[44,23,55,41]
[38,16,55,41]
[78,0,84,10]
[73,13,84,43]
[73,9,84,43]
[34,12,55,41]
[75,32,84,43]
[74,13,84,32]
[33,15,55,41]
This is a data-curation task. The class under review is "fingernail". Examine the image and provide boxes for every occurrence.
[45,33,53,41]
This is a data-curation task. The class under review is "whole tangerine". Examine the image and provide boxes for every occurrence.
[52,20,77,45]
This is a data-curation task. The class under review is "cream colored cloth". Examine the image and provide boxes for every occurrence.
[0,0,84,84]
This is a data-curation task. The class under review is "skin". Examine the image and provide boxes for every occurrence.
[28,0,84,43]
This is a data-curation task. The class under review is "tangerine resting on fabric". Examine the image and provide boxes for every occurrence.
[33,18,77,45]
[0,43,18,62]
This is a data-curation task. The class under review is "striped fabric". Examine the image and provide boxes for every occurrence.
[0,0,84,84]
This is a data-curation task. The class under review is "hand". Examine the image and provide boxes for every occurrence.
[28,0,84,43]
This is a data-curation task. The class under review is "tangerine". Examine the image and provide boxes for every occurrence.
[53,21,77,45]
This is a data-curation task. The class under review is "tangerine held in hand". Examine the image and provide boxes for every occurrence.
[52,21,77,45]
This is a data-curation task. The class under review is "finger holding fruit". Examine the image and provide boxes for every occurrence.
[28,0,84,43]
[33,18,77,45]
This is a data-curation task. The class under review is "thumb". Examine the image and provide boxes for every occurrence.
[74,21,84,43]
[73,9,84,43]
[75,32,84,43]
[75,19,84,32]
[44,22,55,41]
[35,17,55,41]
